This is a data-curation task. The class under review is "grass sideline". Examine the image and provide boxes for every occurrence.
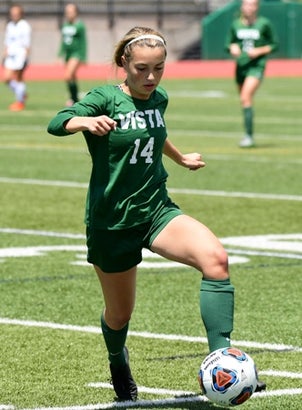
[0,77,301,409]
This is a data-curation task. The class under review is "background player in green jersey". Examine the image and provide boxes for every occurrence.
[226,0,278,147]
[48,26,265,401]
[58,3,87,106]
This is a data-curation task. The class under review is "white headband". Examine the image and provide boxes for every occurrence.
[125,34,166,49]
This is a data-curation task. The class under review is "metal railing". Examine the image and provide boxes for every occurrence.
[0,0,221,28]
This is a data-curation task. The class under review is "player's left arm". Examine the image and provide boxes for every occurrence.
[248,20,278,59]
[247,44,272,59]
[163,138,205,171]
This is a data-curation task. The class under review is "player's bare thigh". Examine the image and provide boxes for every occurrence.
[3,67,23,82]
[151,214,229,280]
[240,76,261,106]
[64,57,81,81]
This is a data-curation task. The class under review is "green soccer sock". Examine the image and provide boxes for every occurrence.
[101,313,128,367]
[200,278,234,352]
[67,81,79,102]
[243,106,253,137]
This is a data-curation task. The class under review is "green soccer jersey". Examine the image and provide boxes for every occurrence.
[47,85,170,230]
[59,19,87,62]
[226,16,278,68]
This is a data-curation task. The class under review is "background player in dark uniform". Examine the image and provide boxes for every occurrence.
[226,0,278,147]
[58,3,87,105]
[48,26,265,401]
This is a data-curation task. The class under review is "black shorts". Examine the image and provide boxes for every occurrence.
[86,200,182,273]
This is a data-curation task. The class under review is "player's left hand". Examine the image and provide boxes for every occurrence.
[247,48,262,59]
[181,153,206,171]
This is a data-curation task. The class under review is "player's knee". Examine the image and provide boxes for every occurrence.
[240,95,246,106]
[215,247,229,276]
[202,247,229,281]
[108,312,132,330]
[240,94,252,107]
[65,70,77,82]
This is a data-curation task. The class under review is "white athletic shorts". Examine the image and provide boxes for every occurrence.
[4,49,27,70]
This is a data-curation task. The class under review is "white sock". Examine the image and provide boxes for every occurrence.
[8,80,18,93]
[15,82,26,102]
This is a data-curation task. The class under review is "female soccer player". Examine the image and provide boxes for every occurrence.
[3,4,31,111]
[226,0,278,147]
[58,3,87,106]
[48,26,264,401]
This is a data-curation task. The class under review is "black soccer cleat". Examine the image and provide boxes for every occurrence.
[255,379,267,393]
[109,347,138,401]
[254,366,267,393]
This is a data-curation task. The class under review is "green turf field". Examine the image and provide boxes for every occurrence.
[0,77,301,410]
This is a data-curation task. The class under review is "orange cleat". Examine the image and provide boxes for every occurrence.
[9,101,25,111]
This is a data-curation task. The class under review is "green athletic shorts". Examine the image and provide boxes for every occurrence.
[65,51,86,63]
[86,199,182,273]
[236,64,265,85]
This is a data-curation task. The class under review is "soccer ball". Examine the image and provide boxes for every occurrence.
[198,347,257,407]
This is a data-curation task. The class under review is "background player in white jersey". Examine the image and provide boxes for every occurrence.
[2,4,31,111]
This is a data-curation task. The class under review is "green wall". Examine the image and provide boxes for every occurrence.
[201,1,302,59]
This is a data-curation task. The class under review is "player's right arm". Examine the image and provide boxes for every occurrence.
[64,116,116,136]
[47,112,116,137]
[48,87,116,137]
[225,22,241,57]
[229,43,241,58]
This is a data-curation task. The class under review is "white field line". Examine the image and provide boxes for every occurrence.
[260,370,302,379]
[252,388,302,398]
[1,229,301,264]
[88,377,302,392]
[225,248,302,260]
[1,229,301,262]
[0,177,301,201]
[2,108,302,124]
[168,188,302,202]
[167,114,302,125]
[1,143,302,164]
[171,128,302,142]
[0,317,301,353]
[2,388,302,410]
[4,110,292,124]
[0,177,87,189]
[0,227,86,239]
[87,382,196,396]
[0,396,207,410]
[207,154,302,165]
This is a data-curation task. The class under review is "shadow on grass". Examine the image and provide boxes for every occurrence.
[110,394,221,410]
